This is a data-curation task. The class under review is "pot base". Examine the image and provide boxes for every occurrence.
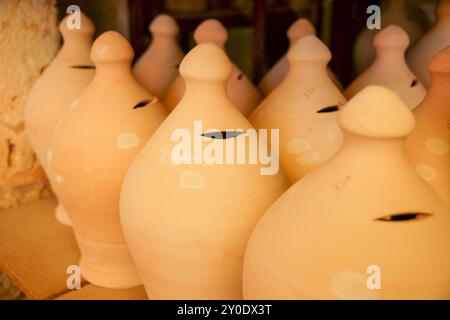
[76,236,143,289]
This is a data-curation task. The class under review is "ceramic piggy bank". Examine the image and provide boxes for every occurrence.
[133,14,184,99]
[24,12,95,225]
[250,35,346,184]
[120,43,288,299]
[50,31,168,288]
[405,46,450,206]
[243,86,450,300]
[163,19,262,116]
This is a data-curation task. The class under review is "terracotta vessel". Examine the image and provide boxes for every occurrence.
[354,0,425,74]
[163,19,262,116]
[250,35,346,184]
[405,46,450,206]
[257,18,316,96]
[50,31,168,288]
[243,86,450,300]
[346,25,426,110]
[120,43,288,299]
[407,0,450,88]
[24,12,95,226]
[133,14,184,100]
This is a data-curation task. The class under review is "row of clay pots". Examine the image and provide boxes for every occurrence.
[23,7,449,299]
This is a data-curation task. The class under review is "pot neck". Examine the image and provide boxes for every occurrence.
[181,78,230,110]
[93,62,133,81]
[337,133,407,166]
[373,49,406,65]
[60,35,93,59]
[286,62,329,79]
[151,33,179,48]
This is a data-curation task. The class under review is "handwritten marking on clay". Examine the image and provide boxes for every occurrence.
[416,164,437,181]
[287,138,311,154]
[426,138,448,155]
[117,133,140,149]
[179,171,206,190]
[334,175,352,193]
[296,151,321,165]
[303,87,316,99]
[68,98,79,110]
[330,271,380,300]
[47,150,53,162]
[55,175,64,184]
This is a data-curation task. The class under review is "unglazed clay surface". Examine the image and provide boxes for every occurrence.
[346,25,426,110]
[243,86,450,300]
[120,43,288,299]
[250,35,346,184]
[50,31,168,289]
[405,46,450,206]
[407,0,450,88]
[354,0,424,73]
[163,19,262,116]
[24,12,96,226]
[133,14,184,99]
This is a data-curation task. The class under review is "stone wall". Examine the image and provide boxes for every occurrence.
[0,0,60,209]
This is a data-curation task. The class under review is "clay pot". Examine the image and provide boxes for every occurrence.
[405,46,450,206]
[163,19,262,116]
[120,43,288,299]
[250,35,346,184]
[50,31,168,288]
[243,86,450,300]
[354,0,425,74]
[407,0,450,88]
[133,14,184,99]
[346,25,426,110]
[257,18,316,96]
[24,12,95,226]
[258,18,341,96]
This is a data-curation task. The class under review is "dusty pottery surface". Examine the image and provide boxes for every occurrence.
[346,25,426,110]
[405,46,450,206]
[24,12,96,226]
[120,43,288,299]
[257,18,316,97]
[163,19,262,116]
[354,0,425,74]
[243,86,450,300]
[407,0,450,88]
[250,35,346,184]
[50,31,168,288]
[133,14,184,100]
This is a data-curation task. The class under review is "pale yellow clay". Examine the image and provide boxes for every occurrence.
[133,14,184,100]
[243,86,450,300]
[405,46,450,206]
[250,35,346,184]
[354,0,424,73]
[258,18,341,96]
[24,12,95,226]
[257,18,316,96]
[50,31,168,288]
[120,43,288,299]
[346,25,426,110]
[407,0,450,88]
[163,19,262,116]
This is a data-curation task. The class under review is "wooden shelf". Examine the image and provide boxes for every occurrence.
[0,198,147,300]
